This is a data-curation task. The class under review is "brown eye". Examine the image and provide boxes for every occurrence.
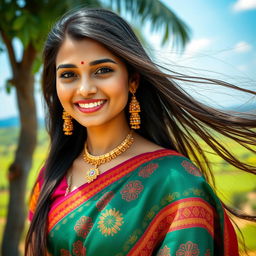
[60,72,77,78]
[95,67,113,75]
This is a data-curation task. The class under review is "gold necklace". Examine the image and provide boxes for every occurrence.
[65,131,134,196]
[83,131,134,183]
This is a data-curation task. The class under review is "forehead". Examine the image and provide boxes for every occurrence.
[56,37,120,64]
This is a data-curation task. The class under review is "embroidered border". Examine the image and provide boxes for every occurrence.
[29,182,40,216]
[28,167,45,221]
[128,198,214,255]
[223,211,239,256]
[48,149,181,232]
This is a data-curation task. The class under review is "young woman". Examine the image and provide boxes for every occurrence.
[25,8,256,256]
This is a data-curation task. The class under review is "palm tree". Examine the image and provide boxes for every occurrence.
[0,0,190,255]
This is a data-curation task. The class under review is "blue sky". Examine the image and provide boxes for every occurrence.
[147,0,256,108]
[0,0,256,119]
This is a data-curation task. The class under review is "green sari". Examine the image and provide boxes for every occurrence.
[29,149,238,255]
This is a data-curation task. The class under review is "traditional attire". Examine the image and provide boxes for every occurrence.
[28,149,238,256]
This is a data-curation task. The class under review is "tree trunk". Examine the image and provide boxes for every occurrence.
[1,71,37,256]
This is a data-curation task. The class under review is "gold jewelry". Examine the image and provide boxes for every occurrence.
[129,88,141,129]
[62,110,73,135]
[83,131,134,183]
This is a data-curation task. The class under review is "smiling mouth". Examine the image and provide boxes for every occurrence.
[78,100,105,109]
[75,100,107,113]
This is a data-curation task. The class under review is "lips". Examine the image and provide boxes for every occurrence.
[75,99,107,113]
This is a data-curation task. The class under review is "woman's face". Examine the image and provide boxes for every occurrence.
[56,37,135,129]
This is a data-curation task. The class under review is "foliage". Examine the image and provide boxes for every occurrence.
[0,0,190,53]
[232,193,249,211]
[105,0,190,47]
[240,225,256,250]
[0,0,97,49]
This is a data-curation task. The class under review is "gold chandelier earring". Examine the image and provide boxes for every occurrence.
[129,87,141,129]
[62,110,73,135]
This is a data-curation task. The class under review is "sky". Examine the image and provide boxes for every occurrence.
[0,0,256,119]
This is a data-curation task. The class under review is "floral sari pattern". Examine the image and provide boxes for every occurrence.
[96,191,114,211]
[60,249,72,256]
[176,241,199,256]
[98,208,124,236]
[72,240,86,256]
[74,216,93,239]
[120,180,144,202]
[181,160,202,177]
[28,149,238,256]
[204,249,211,256]
[157,245,171,256]
[138,163,159,178]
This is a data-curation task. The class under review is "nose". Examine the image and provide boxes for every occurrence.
[77,76,97,96]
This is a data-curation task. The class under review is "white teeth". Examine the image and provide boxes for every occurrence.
[78,100,104,108]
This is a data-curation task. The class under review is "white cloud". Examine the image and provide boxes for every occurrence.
[232,0,256,12]
[233,41,252,52]
[184,38,212,57]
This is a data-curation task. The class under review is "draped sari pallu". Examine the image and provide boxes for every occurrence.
[29,149,238,256]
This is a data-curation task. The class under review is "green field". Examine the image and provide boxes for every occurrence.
[0,127,256,254]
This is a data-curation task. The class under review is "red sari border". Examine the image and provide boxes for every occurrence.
[223,211,239,256]
[28,166,45,221]
[128,197,215,255]
[48,149,182,232]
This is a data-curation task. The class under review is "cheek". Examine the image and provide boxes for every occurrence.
[56,82,71,107]
[105,75,129,100]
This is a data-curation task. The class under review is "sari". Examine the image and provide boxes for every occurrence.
[28,149,239,256]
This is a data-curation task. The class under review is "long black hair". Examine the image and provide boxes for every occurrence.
[25,8,256,255]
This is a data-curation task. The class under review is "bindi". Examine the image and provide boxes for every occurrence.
[81,61,84,64]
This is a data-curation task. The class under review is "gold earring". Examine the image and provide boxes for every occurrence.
[129,88,141,129]
[62,110,73,135]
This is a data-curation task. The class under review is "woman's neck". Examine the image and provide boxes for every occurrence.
[85,116,131,156]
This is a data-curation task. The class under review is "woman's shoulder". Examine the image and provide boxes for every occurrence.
[143,150,219,204]
[133,135,204,183]
[151,150,204,182]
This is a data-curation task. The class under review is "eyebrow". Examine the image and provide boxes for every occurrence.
[90,58,117,66]
[56,58,117,70]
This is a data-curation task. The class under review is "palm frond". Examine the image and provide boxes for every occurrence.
[104,0,191,50]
